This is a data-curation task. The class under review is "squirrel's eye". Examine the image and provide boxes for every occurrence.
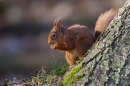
[52,33,56,38]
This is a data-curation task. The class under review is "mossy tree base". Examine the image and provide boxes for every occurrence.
[63,0,130,86]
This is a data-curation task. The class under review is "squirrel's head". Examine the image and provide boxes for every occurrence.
[48,17,66,50]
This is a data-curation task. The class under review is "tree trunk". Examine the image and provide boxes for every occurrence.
[63,0,130,86]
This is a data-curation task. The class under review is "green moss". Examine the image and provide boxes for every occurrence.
[50,61,69,76]
[63,64,83,86]
[31,61,69,85]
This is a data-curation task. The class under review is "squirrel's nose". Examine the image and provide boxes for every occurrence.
[48,38,52,44]
[48,41,51,44]
[48,40,54,45]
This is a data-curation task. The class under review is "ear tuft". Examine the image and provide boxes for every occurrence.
[53,17,62,27]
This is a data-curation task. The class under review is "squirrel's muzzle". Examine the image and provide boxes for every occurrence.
[48,40,51,44]
[48,41,54,45]
[48,40,58,50]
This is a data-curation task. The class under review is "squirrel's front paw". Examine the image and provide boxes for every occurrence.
[50,43,58,50]
[50,45,55,50]
[69,65,75,69]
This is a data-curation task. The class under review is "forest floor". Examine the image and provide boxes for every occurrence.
[0,61,69,86]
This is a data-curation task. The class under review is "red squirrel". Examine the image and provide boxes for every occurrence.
[48,9,118,66]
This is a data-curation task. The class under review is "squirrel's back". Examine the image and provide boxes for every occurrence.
[95,9,118,40]
[68,24,94,41]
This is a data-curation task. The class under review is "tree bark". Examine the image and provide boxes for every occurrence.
[63,0,130,86]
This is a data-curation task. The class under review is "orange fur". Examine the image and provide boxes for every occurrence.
[95,9,118,39]
[48,18,94,66]
[48,9,118,66]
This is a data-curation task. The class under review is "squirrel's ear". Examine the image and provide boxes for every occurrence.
[53,17,62,27]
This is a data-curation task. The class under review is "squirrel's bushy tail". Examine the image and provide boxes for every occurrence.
[95,9,118,40]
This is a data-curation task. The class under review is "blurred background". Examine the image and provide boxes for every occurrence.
[0,0,126,83]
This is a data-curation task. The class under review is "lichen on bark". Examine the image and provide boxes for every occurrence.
[63,0,130,86]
